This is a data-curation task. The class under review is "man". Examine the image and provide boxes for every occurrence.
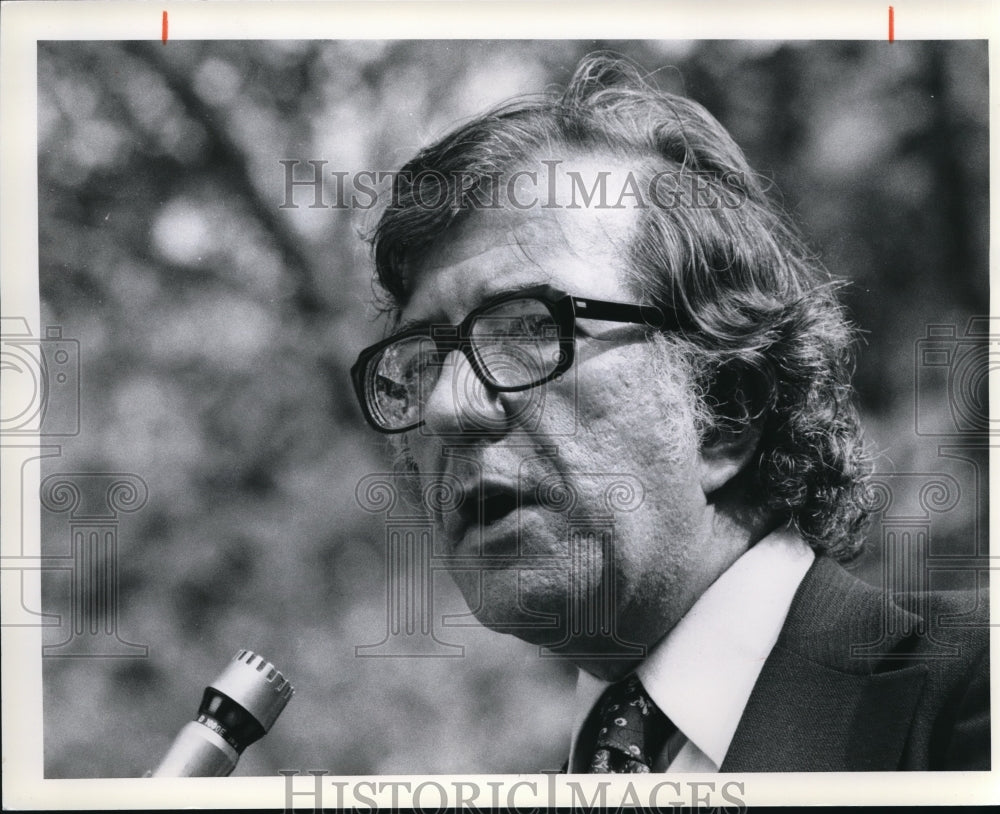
[350,55,988,772]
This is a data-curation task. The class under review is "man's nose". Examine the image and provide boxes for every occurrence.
[421,348,508,435]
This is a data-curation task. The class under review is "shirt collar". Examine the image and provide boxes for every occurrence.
[568,525,815,770]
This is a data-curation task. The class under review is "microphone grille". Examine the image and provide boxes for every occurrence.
[236,648,295,699]
[210,649,295,731]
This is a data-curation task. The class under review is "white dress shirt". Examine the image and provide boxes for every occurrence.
[567,525,815,772]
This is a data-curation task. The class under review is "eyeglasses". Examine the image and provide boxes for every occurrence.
[350,284,668,433]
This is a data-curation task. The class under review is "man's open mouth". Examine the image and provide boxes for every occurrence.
[448,480,531,543]
[479,489,520,526]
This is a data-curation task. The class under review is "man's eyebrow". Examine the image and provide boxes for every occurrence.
[395,280,553,333]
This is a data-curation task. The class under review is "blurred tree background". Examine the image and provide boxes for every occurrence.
[37,40,988,777]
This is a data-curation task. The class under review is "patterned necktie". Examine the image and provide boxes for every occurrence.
[587,674,674,773]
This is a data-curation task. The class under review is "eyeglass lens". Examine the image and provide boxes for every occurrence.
[368,297,564,429]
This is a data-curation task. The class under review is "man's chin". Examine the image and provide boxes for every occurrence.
[474,612,648,679]
[452,569,570,637]
[453,577,637,653]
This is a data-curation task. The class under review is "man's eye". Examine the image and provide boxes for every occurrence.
[398,346,438,380]
[499,318,530,339]
[377,340,433,389]
[375,374,409,401]
[521,314,555,337]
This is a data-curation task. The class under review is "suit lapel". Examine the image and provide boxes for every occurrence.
[721,557,929,772]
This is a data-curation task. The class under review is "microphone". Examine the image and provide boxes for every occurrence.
[152,649,294,777]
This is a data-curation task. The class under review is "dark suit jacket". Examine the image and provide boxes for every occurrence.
[719,556,990,771]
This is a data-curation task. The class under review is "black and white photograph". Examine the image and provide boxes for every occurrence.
[1,1,995,809]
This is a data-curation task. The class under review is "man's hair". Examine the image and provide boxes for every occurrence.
[368,54,874,560]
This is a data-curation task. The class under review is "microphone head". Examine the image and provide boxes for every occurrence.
[152,649,294,777]
[209,649,295,732]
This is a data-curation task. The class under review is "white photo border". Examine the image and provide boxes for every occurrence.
[2,0,997,809]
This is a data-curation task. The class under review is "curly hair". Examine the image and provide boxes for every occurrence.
[369,54,874,559]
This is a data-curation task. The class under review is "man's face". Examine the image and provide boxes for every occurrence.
[396,160,746,675]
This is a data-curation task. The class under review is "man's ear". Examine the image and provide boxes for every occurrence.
[697,417,763,497]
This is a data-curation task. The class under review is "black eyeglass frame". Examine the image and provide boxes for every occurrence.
[350,284,668,434]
